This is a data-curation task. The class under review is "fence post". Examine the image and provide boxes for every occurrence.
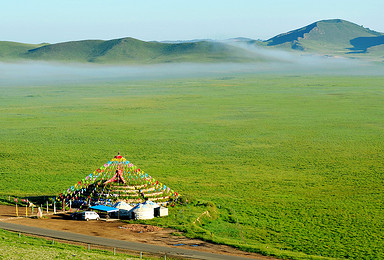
[113,248,116,255]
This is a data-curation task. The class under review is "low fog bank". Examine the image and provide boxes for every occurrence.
[0,52,383,87]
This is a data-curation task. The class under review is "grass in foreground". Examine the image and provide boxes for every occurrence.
[0,228,148,260]
[0,74,383,259]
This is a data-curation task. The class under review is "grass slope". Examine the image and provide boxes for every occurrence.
[0,74,383,259]
[0,41,47,61]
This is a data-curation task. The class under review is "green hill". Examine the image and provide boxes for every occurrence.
[0,41,47,61]
[0,37,264,64]
[261,19,384,59]
[25,40,104,62]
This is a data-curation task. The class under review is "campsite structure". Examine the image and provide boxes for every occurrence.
[56,153,178,218]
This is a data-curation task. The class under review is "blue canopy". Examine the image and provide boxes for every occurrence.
[89,205,119,212]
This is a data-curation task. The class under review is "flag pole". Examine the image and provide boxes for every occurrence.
[15,198,18,217]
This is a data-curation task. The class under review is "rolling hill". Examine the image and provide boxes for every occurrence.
[260,19,384,59]
[1,19,384,63]
[0,38,265,64]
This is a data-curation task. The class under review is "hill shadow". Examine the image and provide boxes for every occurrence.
[348,35,384,53]
[267,22,317,46]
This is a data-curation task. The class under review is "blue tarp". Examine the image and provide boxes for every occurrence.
[89,205,119,212]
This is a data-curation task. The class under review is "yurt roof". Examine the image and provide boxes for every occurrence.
[132,203,151,211]
[142,200,160,208]
[114,201,132,210]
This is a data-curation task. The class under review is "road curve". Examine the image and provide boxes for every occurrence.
[0,222,258,260]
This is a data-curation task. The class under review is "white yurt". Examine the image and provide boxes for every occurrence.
[131,203,154,220]
[114,201,133,218]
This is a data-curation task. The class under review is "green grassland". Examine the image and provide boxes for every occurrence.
[0,228,155,259]
[0,74,383,259]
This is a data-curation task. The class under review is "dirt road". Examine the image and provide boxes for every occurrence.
[0,205,276,260]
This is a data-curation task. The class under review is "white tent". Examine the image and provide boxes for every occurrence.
[132,203,155,220]
[114,201,133,218]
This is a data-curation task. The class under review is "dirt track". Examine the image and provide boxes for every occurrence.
[0,205,277,260]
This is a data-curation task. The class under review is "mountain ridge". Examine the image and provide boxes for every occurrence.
[1,19,383,64]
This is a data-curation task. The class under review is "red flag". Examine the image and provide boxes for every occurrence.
[14,198,18,202]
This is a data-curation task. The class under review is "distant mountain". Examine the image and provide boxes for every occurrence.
[0,37,266,64]
[1,19,383,64]
[260,19,384,59]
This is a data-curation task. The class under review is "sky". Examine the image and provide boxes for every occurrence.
[1,0,383,44]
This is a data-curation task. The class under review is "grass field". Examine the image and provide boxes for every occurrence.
[0,73,383,259]
[0,228,148,259]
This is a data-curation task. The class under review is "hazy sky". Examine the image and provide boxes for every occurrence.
[2,0,383,43]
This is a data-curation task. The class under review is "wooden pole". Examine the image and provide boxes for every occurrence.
[38,207,42,218]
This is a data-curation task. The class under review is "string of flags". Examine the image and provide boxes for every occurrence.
[55,154,179,203]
